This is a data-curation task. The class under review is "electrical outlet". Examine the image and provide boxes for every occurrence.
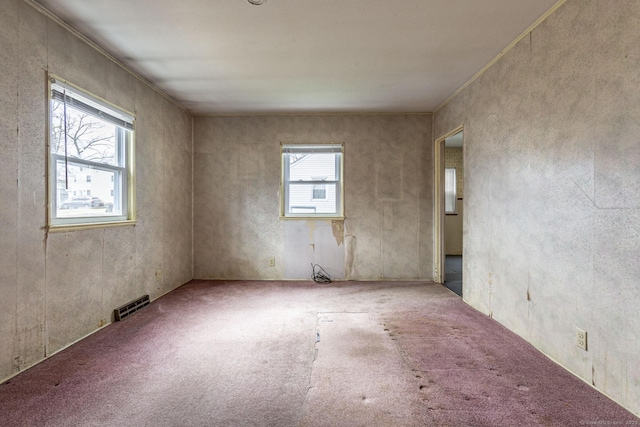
[155,270,163,281]
[268,258,276,267]
[576,327,587,350]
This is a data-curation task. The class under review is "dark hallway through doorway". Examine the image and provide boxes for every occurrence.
[444,255,462,297]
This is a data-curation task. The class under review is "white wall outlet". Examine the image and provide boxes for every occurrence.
[576,327,587,351]
[268,257,276,267]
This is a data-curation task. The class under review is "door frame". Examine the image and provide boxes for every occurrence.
[433,125,464,283]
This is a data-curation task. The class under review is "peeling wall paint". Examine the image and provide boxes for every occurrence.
[283,220,344,280]
[307,220,317,242]
[344,219,357,280]
[331,220,344,246]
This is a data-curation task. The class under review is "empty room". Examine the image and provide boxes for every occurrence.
[1,0,639,425]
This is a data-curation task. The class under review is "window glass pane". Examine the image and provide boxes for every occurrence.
[55,160,122,218]
[50,99,121,167]
[288,153,338,181]
[445,168,457,213]
[288,183,337,214]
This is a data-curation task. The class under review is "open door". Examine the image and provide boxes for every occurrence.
[434,127,464,296]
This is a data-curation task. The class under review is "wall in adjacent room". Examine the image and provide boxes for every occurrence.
[193,115,433,281]
[434,0,640,415]
[0,1,192,382]
[444,147,463,255]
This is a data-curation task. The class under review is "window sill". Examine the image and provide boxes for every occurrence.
[279,216,345,221]
[47,220,137,233]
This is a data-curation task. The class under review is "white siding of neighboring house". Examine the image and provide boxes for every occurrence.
[288,153,338,214]
[57,165,115,205]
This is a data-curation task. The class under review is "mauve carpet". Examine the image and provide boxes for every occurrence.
[0,280,637,426]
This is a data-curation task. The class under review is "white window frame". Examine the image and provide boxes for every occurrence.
[281,143,344,219]
[48,76,136,230]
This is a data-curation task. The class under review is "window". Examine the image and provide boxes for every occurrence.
[281,144,343,218]
[444,167,457,214]
[48,76,135,227]
[312,184,327,200]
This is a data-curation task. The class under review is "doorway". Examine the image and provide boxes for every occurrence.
[434,127,464,297]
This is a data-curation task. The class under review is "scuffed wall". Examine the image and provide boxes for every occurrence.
[193,115,433,281]
[0,1,192,382]
[283,220,344,280]
[434,0,640,415]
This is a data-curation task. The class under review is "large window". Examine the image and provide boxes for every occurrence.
[48,77,135,227]
[281,144,343,218]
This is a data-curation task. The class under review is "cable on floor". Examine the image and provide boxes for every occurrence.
[311,263,332,284]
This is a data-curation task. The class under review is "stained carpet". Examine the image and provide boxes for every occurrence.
[0,280,636,426]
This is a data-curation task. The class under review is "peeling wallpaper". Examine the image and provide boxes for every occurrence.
[0,1,192,382]
[434,0,640,415]
[193,115,433,281]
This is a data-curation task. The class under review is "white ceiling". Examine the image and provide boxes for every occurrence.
[34,0,560,115]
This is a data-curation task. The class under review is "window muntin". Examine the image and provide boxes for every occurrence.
[444,167,457,214]
[48,77,134,226]
[281,144,343,218]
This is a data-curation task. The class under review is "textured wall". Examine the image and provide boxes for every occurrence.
[0,1,192,381]
[193,115,433,281]
[434,0,640,415]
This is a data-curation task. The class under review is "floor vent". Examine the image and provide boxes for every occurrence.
[114,295,150,321]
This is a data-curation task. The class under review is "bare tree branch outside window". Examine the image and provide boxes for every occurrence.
[50,100,117,165]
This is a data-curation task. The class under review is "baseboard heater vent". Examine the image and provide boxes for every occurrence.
[114,295,150,321]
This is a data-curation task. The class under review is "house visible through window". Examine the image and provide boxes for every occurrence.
[48,76,135,226]
[445,167,457,214]
[281,144,343,218]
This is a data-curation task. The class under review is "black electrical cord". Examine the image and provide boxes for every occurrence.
[311,263,332,284]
